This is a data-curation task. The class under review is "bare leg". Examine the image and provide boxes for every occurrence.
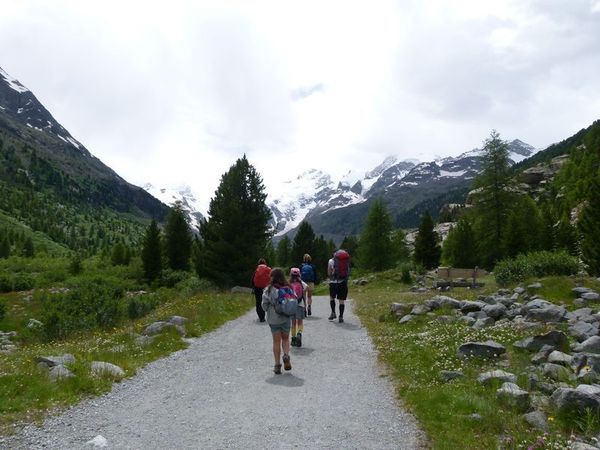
[307,285,313,307]
[281,332,290,355]
[272,333,282,364]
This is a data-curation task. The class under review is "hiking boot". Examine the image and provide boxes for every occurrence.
[273,364,282,375]
[282,354,292,371]
[338,316,344,323]
[291,336,297,347]
[307,305,312,316]
[296,333,302,347]
[304,307,307,318]
[328,312,337,320]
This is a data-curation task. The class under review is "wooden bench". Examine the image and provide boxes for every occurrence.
[434,267,488,288]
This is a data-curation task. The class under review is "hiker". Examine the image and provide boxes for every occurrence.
[261,268,293,374]
[300,253,318,316]
[251,258,271,322]
[327,249,351,323]
[289,267,308,347]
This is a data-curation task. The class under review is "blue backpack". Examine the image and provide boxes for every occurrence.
[274,286,298,317]
[301,263,316,282]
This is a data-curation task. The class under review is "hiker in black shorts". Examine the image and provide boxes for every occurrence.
[327,249,350,323]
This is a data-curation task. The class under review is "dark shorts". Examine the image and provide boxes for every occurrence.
[269,322,291,334]
[329,280,348,300]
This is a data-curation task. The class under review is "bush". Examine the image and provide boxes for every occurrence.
[41,279,126,340]
[127,294,160,320]
[157,269,191,288]
[0,299,6,320]
[399,263,413,284]
[0,273,34,292]
[495,250,580,285]
[175,276,216,297]
[0,275,11,293]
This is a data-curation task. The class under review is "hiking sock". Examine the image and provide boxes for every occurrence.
[291,322,297,337]
[330,300,336,312]
[298,323,304,333]
[339,304,345,318]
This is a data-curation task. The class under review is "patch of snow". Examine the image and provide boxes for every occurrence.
[439,169,467,177]
[17,108,23,114]
[57,135,68,143]
[143,183,207,229]
[26,123,32,128]
[0,105,5,110]
[0,67,29,94]
[66,136,80,149]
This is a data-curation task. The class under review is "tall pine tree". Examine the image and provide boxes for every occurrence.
[199,156,272,285]
[291,221,316,267]
[413,211,441,270]
[276,236,292,268]
[141,220,162,281]
[357,199,394,271]
[579,176,600,275]
[442,217,477,267]
[165,202,192,271]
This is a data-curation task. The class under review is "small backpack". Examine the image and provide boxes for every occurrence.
[333,249,350,279]
[290,280,304,302]
[300,263,315,282]
[253,264,271,289]
[274,286,298,316]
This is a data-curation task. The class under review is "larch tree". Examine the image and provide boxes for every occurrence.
[413,211,441,270]
[141,220,162,281]
[579,176,600,275]
[357,199,394,271]
[164,202,192,271]
[291,221,316,267]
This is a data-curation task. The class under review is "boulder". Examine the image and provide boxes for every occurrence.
[477,370,517,386]
[547,351,573,366]
[483,304,507,320]
[91,361,125,378]
[497,382,530,412]
[528,282,543,289]
[459,301,485,314]
[390,303,413,316]
[142,321,185,336]
[458,316,476,326]
[550,384,600,415]
[398,315,414,325]
[439,370,464,382]
[26,319,43,330]
[531,345,556,365]
[574,336,600,354]
[541,363,573,381]
[569,321,599,343]
[134,335,156,346]
[48,365,75,381]
[523,410,549,432]
[571,443,598,450]
[570,307,597,322]
[36,354,76,368]
[514,287,526,295]
[432,295,461,309]
[523,299,554,310]
[573,287,593,295]
[458,341,506,359]
[581,292,600,302]
[466,311,488,320]
[513,330,568,352]
[410,304,430,316]
[473,317,495,329]
[169,316,188,326]
[525,305,567,323]
[231,286,253,294]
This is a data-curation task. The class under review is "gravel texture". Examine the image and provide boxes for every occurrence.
[4,296,424,449]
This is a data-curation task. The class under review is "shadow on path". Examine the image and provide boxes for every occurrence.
[265,374,305,387]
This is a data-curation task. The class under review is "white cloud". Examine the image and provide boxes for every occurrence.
[1,0,599,206]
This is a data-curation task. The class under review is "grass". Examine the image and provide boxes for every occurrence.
[351,270,586,449]
[0,288,253,435]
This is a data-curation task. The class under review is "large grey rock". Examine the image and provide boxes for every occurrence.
[439,370,464,382]
[477,370,517,386]
[49,365,75,381]
[91,361,125,378]
[570,307,595,321]
[541,363,573,381]
[526,305,567,323]
[531,345,557,365]
[398,314,414,325]
[410,304,430,316]
[523,410,549,432]
[458,316,476,326]
[26,318,43,330]
[230,286,253,294]
[571,442,598,450]
[574,336,600,354]
[514,287,526,295]
[459,301,485,314]
[523,299,554,310]
[458,341,506,359]
[472,317,495,329]
[142,321,185,336]
[431,295,462,309]
[550,384,600,415]
[483,304,507,320]
[390,303,413,316]
[466,311,488,320]
[573,287,593,295]
[547,351,573,366]
[582,292,600,302]
[169,316,188,326]
[134,335,156,346]
[513,330,568,352]
[569,321,599,343]
[36,354,76,368]
[497,382,530,412]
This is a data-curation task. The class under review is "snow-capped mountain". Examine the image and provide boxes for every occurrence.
[143,184,205,229]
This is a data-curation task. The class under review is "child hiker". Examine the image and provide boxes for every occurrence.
[261,268,292,374]
[289,267,308,347]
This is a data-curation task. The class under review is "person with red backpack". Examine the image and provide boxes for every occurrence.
[289,267,308,347]
[327,249,351,323]
[251,258,271,322]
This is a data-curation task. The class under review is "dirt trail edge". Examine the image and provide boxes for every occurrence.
[5,295,424,450]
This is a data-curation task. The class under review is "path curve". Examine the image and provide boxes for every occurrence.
[5,296,423,449]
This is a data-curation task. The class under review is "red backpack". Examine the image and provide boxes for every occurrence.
[253,264,271,289]
[334,250,350,279]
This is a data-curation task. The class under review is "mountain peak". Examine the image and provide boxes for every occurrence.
[0,67,29,94]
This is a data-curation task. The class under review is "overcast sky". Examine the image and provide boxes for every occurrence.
[2,0,600,210]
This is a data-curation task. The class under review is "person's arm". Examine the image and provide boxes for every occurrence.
[261,287,272,312]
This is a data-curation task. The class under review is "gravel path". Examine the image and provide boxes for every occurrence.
[5,296,424,449]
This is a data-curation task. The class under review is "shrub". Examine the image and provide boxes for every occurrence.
[41,279,126,339]
[157,269,190,288]
[175,276,216,297]
[399,263,413,284]
[0,299,6,320]
[0,275,11,293]
[12,274,34,291]
[495,250,580,285]
[127,294,160,320]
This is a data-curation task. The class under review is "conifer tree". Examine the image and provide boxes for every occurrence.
[0,235,9,258]
[312,234,330,280]
[22,236,34,258]
[340,235,359,263]
[391,229,410,263]
[141,220,162,281]
[579,176,600,275]
[276,236,292,268]
[111,242,126,266]
[291,221,316,267]
[413,211,441,270]
[502,196,543,258]
[442,217,477,267]
[165,202,192,271]
[199,156,272,285]
[357,199,394,271]
[556,213,579,255]
[472,130,513,267]
[263,240,276,267]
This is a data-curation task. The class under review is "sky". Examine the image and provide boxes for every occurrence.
[1,0,600,211]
